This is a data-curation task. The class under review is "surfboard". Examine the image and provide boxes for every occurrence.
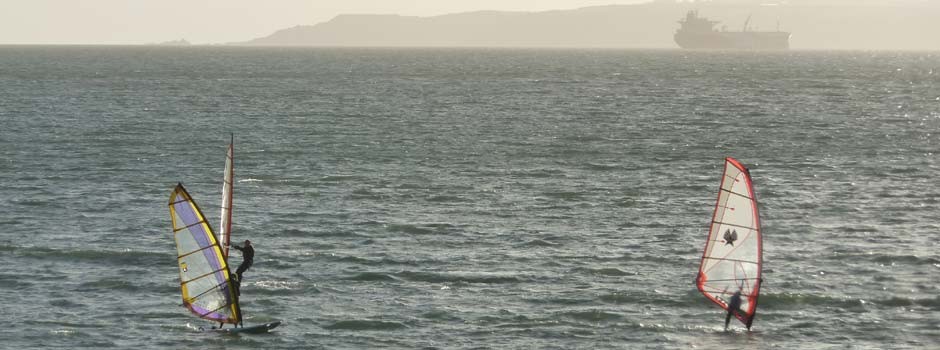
[211,321,282,334]
[695,157,763,330]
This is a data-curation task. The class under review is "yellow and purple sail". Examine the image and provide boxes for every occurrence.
[696,157,763,329]
[168,184,240,325]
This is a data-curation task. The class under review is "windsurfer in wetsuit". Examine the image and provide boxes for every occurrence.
[724,289,743,331]
[231,239,254,294]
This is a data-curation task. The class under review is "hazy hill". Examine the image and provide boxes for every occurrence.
[238,2,940,50]
[150,39,192,46]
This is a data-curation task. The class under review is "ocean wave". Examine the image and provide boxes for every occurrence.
[0,272,35,288]
[420,310,462,321]
[757,291,841,306]
[613,198,637,208]
[396,271,525,284]
[343,272,399,282]
[885,166,922,175]
[257,259,300,270]
[597,292,638,305]
[584,163,622,171]
[610,253,687,265]
[871,254,940,265]
[824,252,939,265]
[249,279,303,292]
[12,245,169,266]
[867,296,940,309]
[561,134,610,143]
[384,223,439,235]
[539,191,585,200]
[522,296,594,306]
[250,285,314,296]
[574,267,633,276]
[323,319,408,331]
[278,228,312,237]
[519,239,560,247]
[557,310,623,322]
[504,168,565,178]
[11,198,59,207]
[0,218,22,226]
[332,255,423,267]
[76,277,152,293]
[296,229,367,238]
[616,220,674,229]
[49,299,86,309]
[319,174,365,182]
[139,312,183,320]
[838,225,880,233]
[23,319,107,329]
[598,291,700,308]
[425,194,470,203]
[759,292,872,310]
[249,209,312,221]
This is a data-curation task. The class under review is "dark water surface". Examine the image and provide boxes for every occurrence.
[1,46,938,349]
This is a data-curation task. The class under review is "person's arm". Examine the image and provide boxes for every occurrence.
[232,245,243,252]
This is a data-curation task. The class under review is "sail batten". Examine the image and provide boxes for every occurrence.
[696,157,763,330]
[174,220,209,232]
[719,188,753,199]
[169,184,240,325]
[709,221,755,230]
[702,257,759,265]
[178,245,216,259]
[181,268,229,285]
[188,280,235,301]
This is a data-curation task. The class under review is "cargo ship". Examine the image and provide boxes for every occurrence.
[674,10,790,50]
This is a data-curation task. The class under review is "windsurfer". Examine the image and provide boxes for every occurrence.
[724,289,743,331]
[232,240,254,292]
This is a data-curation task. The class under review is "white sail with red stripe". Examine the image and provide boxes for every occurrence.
[219,135,234,259]
[696,157,763,329]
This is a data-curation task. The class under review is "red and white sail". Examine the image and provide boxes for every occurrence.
[696,157,763,329]
[219,135,234,258]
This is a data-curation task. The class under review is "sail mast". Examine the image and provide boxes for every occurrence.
[220,134,234,258]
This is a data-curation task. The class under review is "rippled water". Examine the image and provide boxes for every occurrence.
[1,46,938,349]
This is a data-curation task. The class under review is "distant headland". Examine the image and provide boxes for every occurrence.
[150,39,192,46]
[231,1,940,51]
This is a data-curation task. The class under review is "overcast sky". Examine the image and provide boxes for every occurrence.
[0,0,651,45]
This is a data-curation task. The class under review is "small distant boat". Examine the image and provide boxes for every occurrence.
[167,136,280,333]
[695,157,763,330]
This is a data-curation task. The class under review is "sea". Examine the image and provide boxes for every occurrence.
[0,46,938,349]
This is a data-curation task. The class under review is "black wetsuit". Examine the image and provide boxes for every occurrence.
[232,244,254,282]
[725,291,742,330]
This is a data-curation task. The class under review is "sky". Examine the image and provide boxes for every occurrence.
[0,0,650,45]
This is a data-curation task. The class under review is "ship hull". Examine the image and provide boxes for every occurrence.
[674,31,790,50]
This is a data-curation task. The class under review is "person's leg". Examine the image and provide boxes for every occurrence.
[233,272,241,296]
[236,263,247,282]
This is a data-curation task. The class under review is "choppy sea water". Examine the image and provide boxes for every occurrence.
[0,46,938,349]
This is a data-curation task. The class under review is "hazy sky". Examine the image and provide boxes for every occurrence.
[0,0,650,45]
